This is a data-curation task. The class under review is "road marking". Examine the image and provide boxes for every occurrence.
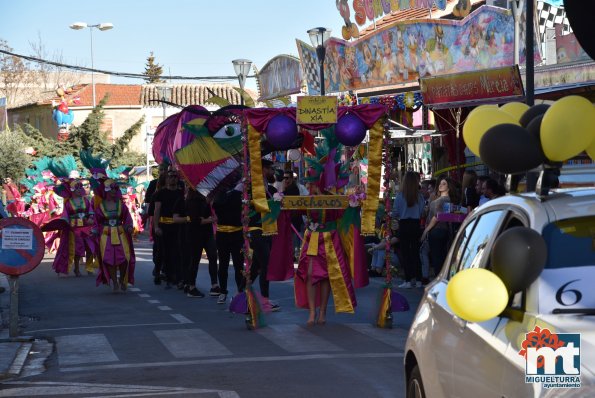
[170,314,193,324]
[128,287,141,292]
[148,300,160,304]
[27,322,181,333]
[158,306,171,311]
[135,256,153,261]
[60,352,404,372]
[345,323,409,348]
[154,329,232,358]
[138,293,150,298]
[256,324,343,353]
[55,334,118,366]
[0,381,239,397]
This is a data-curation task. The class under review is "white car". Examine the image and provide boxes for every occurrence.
[404,188,595,398]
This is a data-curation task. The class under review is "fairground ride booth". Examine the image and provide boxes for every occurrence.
[297,1,528,186]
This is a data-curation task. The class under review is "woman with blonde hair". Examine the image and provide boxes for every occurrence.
[391,171,425,288]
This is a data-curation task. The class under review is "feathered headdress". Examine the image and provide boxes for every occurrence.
[47,155,83,198]
[79,149,110,191]
[303,127,350,193]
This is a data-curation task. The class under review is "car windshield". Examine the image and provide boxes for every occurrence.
[542,215,595,269]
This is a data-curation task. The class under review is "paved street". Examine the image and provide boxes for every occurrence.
[0,236,422,397]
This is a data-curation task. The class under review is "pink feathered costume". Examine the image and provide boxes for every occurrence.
[94,198,136,287]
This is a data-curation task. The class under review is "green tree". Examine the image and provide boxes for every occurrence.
[143,51,164,84]
[0,130,29,181]
[15,94,145,170]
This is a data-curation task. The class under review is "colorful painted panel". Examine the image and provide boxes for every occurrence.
[257,55,303,101]
[297,5,542,95]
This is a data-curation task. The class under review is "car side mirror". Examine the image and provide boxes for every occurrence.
[491,227,547,295]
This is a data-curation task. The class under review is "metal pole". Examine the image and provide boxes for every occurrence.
[146,128,151,182]
[317,46,326,96]
[9,275,19,338]
[525,0,534,106]
[90,27,96,108]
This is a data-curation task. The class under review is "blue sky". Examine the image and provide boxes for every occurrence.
[1,0,346,91]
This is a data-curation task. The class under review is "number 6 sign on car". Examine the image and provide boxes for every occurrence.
[538,268,595,313]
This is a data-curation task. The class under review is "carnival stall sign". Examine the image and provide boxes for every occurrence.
[297,5,540,95]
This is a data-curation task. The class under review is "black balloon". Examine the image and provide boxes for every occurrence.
[564,0,595,61]
[525,114,546,161]
[519,104,550,128]
[491,227,547,294]
[479,123,545,174]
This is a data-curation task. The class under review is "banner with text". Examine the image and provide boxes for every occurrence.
[419,65,525,108]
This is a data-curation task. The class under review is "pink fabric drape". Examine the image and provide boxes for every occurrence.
[245,104,386,133]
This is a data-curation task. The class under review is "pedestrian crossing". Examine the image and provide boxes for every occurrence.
[54,323,407,370]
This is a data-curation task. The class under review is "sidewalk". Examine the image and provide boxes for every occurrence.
[0,273,33,380]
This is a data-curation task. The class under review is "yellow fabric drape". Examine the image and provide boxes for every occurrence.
[324,233,354,314]
[361,118,384,235]
[306,231,320,256]
[248,124,268,214]
[248,123,277,235]
[339,224,355,279]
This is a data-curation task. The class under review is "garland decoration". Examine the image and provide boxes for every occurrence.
[375,114,394,329]
[359,92,423,112]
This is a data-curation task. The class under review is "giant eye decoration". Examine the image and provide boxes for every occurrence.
[213,123,241,140]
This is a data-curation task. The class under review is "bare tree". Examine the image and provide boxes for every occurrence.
[0,38,37,107]
[29,32,82,93]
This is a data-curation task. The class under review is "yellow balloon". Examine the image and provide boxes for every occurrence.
[446,268,508,323]
[500,102,530,122]
[463,107,519,156]
[541,96,595,161]
[587,140,595,161]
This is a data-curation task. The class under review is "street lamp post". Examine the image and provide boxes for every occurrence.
[69,22,114,108]
[307,27,331,96]
[156,85,172,121]
[232,59,252,106]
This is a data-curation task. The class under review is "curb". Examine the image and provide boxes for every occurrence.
[8,342,32,378]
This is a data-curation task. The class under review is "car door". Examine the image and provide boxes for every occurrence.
[421,216,479,397]
[429,209,510,398]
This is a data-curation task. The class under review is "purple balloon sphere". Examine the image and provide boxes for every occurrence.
[266,114,298,150]
[336,114,366,146]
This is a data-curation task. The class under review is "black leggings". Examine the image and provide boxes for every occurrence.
[216,231,244,295]
[159,224,181,283]
[428,227,449,276]
[183,234,218,287]
[398,219,422,282]
[249,230,272,298]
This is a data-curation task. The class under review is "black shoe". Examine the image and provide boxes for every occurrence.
[270,302,281,312]
[165,282,172,290]
[187,288,205,298]
[209,286,221,297]
[154,276,161,285]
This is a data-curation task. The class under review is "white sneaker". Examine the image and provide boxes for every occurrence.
[398,281,412,289]
[415,281,423,288]
[217,293,227,304]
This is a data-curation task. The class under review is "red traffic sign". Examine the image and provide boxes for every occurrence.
[0,218,45,276]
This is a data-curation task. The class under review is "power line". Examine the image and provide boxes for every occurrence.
[0,48,255,82]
